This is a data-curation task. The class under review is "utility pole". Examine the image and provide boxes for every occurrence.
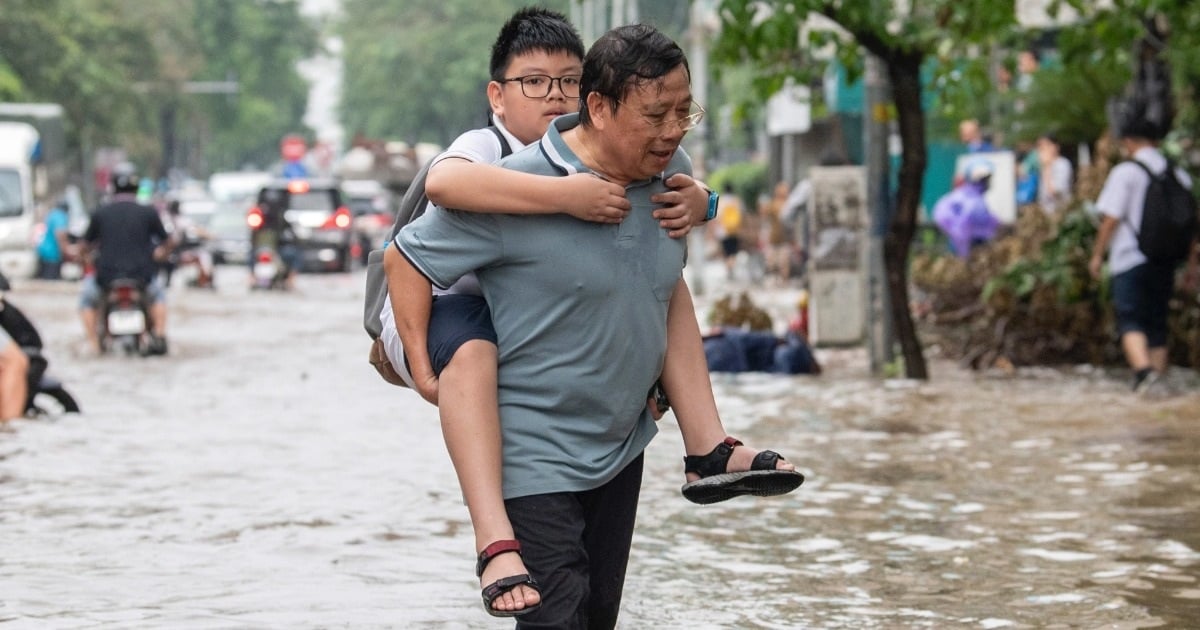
[864,54,893,373]
[688,0,713,296]
[138,77,239,180]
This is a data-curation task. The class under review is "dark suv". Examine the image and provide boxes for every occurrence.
[253,178,353,272]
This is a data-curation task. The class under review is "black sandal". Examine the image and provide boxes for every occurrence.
[477,539,541,618]
[681,436,805,505]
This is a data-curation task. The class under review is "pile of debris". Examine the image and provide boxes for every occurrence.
[912,197,1200,371]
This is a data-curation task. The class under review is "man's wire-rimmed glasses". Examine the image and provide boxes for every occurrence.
[500,74,582,98]
[625,100,706,133]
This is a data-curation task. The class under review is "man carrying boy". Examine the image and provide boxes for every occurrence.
[389,24,802,628]
[381,11,803,623]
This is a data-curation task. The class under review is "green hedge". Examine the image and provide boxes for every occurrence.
[708,161,768,213]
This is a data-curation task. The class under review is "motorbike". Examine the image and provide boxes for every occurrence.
[97,278,154,356]
[247,205,296,291]
[164,225,215,289]
[250,246,290,290]
[0,273,81,417]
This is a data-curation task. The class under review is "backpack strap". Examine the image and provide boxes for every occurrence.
[365,125,513,342]
[488,125,513,159]
[387,162,433,243]
[1120,159,1159,237]
[385,125,511,246]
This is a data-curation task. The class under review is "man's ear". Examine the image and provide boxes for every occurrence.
[585,92,611,131]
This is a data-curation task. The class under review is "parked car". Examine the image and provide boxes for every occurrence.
[206,200,253,265]
[176,196,219,228]
[342,178,394,264]
[252,178,352,272]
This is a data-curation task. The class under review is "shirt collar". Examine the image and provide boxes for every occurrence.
[1133,146,1161,161]
[538,113,663,185]
[492,117,526,152]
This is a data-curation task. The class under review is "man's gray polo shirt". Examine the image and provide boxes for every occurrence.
[396,113,690,499]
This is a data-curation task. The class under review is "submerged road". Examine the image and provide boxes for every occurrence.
[2,265,1198,628]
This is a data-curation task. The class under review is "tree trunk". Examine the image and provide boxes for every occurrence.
[884,54,929,379]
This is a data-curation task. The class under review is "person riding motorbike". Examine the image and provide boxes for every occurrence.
[164,199,215,289]
[77,172,172,355]
[0,270,79,418]
[0,318,30,421]
[249,189,301,289]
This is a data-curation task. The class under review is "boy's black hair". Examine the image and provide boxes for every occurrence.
[489,7,585,81]
[578,24,688,127]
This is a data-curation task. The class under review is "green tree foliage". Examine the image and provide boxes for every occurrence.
[339,0,568,145]
[0,0,159,158]
[0,0,318,177]
[335,0,709,147]
[982,2,1199,153]
[1047,2,1199,152]
[189,0,319,171]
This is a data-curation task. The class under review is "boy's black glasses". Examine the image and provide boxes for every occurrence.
[501,74,582,98]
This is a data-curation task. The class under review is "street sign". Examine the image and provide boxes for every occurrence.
[280,135,307,162]
[766,84,811,137]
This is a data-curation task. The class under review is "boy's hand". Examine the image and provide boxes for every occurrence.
[647,396,665,420]
[560,174,630,223]
[413,371,439,406]
[1088,253,1104,280]
[652,174,708,239]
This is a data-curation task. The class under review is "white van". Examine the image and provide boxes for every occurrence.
[0,122,45,278]
[208,170,272,205]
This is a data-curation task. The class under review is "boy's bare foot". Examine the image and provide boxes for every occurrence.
[480,549,540,612]
[476,540,541,617]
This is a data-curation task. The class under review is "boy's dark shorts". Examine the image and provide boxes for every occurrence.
[426,294,497,375]
[1112,262,1175,348]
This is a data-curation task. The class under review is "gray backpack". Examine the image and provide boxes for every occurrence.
[363,127,510,386]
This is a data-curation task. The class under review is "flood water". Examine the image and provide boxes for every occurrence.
[2,265,1198,629]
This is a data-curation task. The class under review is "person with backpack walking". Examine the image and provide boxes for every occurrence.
[1089,127,1199,394]
[375,9,802,622]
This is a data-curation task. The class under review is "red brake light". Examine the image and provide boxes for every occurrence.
[247,207,264,229]
[287,180,310,194]
[115,286,135,302]
[257,250,274,263]
[323,206,352,230]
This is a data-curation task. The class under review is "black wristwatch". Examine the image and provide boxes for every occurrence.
[704,187,719,222]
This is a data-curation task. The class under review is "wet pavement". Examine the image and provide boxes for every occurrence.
[1,264,1198,629]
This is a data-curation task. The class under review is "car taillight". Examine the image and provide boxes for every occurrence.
[323,206,351,230]
[247,207,264,229]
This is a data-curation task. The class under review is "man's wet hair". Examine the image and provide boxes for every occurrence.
[579,24,689,127]
[489,7,585,81]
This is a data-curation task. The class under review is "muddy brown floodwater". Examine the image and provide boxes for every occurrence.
[1,265,1198,629]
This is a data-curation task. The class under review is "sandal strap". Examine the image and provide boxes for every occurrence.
[751,449,785,471]
[482,573,539,608]
[682,436,744,478]
[477,539,522,577]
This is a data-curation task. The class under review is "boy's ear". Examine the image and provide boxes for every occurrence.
[487,81,506,121]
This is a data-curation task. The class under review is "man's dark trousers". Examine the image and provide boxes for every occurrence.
[507,454,644,630]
